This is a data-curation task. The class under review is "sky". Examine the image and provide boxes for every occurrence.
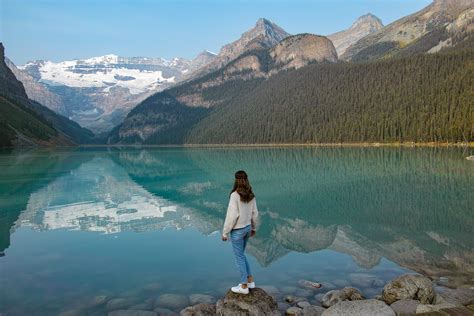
[1,0,432,65]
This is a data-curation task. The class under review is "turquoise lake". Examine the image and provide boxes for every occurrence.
[0,147,473,315]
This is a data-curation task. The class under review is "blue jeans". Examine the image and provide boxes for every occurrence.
[230,224,252,284]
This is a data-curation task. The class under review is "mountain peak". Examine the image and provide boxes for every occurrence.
[351,13,383,31]
[251,18,289,39]
[328,14,384,56]
[211,18,290,67]
[255,17,271,25]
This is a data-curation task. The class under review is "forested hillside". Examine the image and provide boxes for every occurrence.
[110,48,472,145]
[187,49,472,144]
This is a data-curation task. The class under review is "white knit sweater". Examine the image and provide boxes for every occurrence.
[222,191,259,237]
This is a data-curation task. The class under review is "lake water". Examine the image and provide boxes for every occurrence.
[0,147,473,315]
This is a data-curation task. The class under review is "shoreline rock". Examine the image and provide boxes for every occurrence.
[216,288,279,315]
[321,287,365,308]
[382,274,434,304]
[66,273,474,315]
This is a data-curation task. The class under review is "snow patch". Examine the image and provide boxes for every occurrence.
[35,56,175,94]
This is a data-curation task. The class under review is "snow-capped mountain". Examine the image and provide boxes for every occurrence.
[16,52,216,134]
[21,54,186,94]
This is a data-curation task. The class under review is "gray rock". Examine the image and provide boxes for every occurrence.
[285,295,296,303]
[107,298,138,311]
[389,299,419,315]
[179,303,216,316]
[322,299,396,316]
[436,287,474,306]
[321,287,365,308]
[153,307,178,315]
[286,306,304,315]
[302,305,325,316]
[382,274,434,304]
[155,294,190,310]
[298,280,322,290]
[313,293,325,303]
[415,302,457,313]
[296,301,311,308]
[188,294,216,305]
[108,311,158,316]
[216,287,279,316]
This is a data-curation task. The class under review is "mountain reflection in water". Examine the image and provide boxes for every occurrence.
[2,147,473,290]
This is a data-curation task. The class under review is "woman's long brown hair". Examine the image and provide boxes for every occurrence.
[231,170,255,203]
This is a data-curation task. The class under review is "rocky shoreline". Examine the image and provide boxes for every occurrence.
[59,273,474,316]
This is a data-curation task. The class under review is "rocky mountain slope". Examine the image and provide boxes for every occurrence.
[0,43,94,147]
[342,0,473,61]
[270,34,337,71]
[194,18,291,76]
[6,58,66,114]
[13,52,216,134]
[328,13,384,56]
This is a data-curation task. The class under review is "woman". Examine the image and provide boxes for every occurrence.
[222,170,259,294]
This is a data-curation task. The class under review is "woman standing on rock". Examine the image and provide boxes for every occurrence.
[222,170,259,294]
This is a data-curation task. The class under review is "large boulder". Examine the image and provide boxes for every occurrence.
[435,287,474,306]
[415,303,457,313]
[321,299,395,316]
[302,305,325,316]
[382,274,434,304]
[179,303,216,316]
[321,287,365,308]
[285,306,303,315]
[389,299,420,315]
[216,288,279,315]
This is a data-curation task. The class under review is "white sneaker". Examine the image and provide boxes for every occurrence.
[248,282,256,289]
[231,284,249,294]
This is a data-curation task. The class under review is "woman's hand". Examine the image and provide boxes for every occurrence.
[221,235,228,241]
[250,230,256,237]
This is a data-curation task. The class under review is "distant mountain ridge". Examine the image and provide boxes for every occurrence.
[12,51,217,134]
[342,0,473,61]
